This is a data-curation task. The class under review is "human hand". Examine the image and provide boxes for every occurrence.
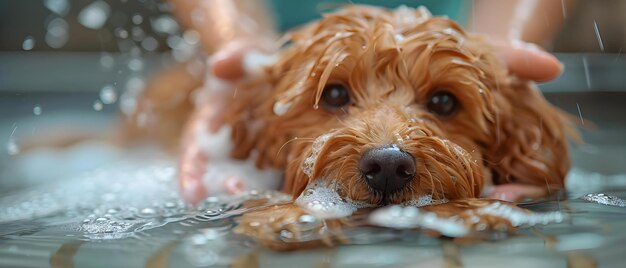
[209,39,275,81]
[493,39,563,83]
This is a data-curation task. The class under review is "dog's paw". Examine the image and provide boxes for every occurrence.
[370,199,566,239]
[235,204,348,250]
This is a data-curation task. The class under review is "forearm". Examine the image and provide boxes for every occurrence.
[472,0,575,48]
[168,0,276,53]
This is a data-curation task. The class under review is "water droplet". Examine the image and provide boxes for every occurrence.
[100,53,115,69]
[46,18,69,48]
[141,37,158,52]
[128,58,144,71]
[44,0,70,16]
[305,188,315,196]
[593,20,604,51]
[22,36,35,51]
[6,139,19,155]
[582,57,591,89]
[205,196,220,203]
[78,1,111,30]
[151,15,179,35]
[99,85,117,104]
[131,26,145,41]
[33,105,42,115]
[132,14,143,25]
[93,100,103,111]
[280,229,294,239]
[298,214,316,224]
[183,30,200,45]
[115,28,129,39]
[106,208,118,214]
[139,207,156,217]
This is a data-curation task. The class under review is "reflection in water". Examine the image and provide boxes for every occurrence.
[0,151,624,266]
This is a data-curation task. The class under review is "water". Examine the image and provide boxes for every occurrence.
[1,142,625,268]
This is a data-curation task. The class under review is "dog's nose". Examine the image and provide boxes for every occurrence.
[359,145,416,194]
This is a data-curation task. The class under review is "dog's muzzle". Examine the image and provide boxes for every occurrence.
[359,145,416,194]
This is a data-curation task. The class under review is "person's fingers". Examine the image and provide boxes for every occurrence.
[495,40,563,83]
[209,39,275,81]
[210,42,251,81]
[223,176,247,195]
[178,142,208,205]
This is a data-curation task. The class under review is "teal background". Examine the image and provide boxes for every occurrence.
[266,0,470,31]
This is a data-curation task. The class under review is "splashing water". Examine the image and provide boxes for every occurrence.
[32,105,42,116]
[581,193,626,207]
[21,36,35,51]
[582,56,591,89]
[43,0,69,16]
[576,102,584,125]
[593,20,604,52]
[45,17,69,48]
[0,158,289,240]
[99,85,118,104]
[78,1,111,30]
[93,100,103,111]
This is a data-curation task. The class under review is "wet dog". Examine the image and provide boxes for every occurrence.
[128,5,574,248]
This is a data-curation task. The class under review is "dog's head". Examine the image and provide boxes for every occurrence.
[226,6,571,206]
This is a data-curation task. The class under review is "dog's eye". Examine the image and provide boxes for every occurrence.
[427,91,459,117]
[321,84,351,111]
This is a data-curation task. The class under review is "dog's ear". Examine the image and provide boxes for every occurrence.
[486,79,574,191]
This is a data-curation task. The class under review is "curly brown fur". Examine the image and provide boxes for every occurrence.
[224,6,573,202]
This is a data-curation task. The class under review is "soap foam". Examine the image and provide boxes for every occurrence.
[295,180,373,219]
[369,205,469,237]
[301,132,333,178]
[196,126,282,194]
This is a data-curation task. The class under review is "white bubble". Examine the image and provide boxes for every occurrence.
[45,17,69,48]
[22,36,35,51]
[132,14,143,25]
[127,76,145,92]
[99,85,117,104]
[44,0,69,16]
[114,28,129,39]
[140,36,158,52]
[183,30,200,45]
[139,207,155,217]
[78,1,111,30]
[295,181,373,219]
[100,53,115,69]
[33,105,42,115]
[7,139,19,155]
[128,58,144,72]
[166,35,182,49]
[151,15,179,35]
[119,76,145,115]
[301,132,332,177]
[131,26,145,41]
[93,100,103,111]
